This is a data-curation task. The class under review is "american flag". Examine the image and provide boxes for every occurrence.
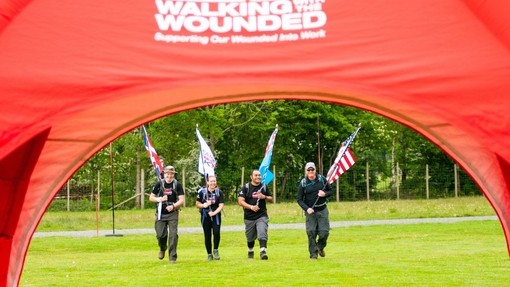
[326,125,361,184]
[142,125,164,179]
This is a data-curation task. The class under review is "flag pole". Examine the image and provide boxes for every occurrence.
[257,123,278,206]
[325,124,361,183]
[318,124,361,207]
[196,124,213,218]
[196,124,208,182]
[142,125,164,220]
[106,142,123,237]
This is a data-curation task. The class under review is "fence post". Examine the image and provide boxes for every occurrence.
[67,180,70,211]
[336,177,339,202]
[182,167,186,207]
[97,170,100,210]
[366,161,370,201]
[396,162,400,200]
[241,166,245,187]
[272,165,276,204]
[136,161,140,208]
[454,164,459,197]
[426,164,430,199]
[96,170,100,236]
[140,168,144,209]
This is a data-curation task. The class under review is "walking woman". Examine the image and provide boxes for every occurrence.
[196,175,225,260]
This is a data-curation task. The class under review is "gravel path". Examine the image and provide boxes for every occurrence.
[33,216,497,238]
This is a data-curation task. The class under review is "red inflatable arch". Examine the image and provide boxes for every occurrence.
[1,0,510,285]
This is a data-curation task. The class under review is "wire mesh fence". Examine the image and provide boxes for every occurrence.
[51,161,481,212]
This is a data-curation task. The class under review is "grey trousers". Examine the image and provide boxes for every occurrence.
[155,211,179,261]
[244,215,269,243]
[305,207,330,256]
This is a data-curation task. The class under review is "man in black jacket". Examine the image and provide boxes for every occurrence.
[297,162,332,259]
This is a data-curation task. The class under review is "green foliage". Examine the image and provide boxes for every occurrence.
[54,101,481,211]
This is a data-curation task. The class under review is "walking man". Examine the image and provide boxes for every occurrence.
[238,169,273,260]
[149,165,185,264]
[297,162,332,259]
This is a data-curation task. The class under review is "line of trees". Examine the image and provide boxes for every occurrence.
[50,101,481,211]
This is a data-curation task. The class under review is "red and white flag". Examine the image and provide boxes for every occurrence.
[326,125,361,184]
[142,125,164,179]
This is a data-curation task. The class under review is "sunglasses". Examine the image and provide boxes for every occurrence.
[307,168,315,171]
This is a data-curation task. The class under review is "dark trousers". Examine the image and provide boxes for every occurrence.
[201,210,221,254]
[155,211,179,261]
[305,207,330,256]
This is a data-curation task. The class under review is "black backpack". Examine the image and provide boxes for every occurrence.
[242,182,267,195]
[198,187,220,213]
[157,179,178,198]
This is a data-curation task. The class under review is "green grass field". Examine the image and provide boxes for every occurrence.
[21,197,510,286]
[36,197,495,231]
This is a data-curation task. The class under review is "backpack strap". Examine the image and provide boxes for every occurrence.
[318,174,325,186]
[301,175,325,188]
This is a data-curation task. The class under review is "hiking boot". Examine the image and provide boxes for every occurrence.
[158,250,165,260]
[318,248,326,257]
[260,250,268,260]
[213,249,220,260]
[248,251,254,259]
[207,254,213,261]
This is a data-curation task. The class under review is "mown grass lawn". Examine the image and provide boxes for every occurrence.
[21,197,509,286]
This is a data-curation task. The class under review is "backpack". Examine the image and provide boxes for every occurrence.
[300,174,325,188]
[199,186,220,200]
[300,174,328,206]
[243,182,266,194]
[158,179,177,197]
[198,186,220,213]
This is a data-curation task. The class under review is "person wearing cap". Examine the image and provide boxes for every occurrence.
[238,169,273,260]
[297,162,333,259]
[149,165,185,264]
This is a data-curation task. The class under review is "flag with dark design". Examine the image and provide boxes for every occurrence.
[142,125,164,179]
[196,126,216,177]
[326,125,361,184]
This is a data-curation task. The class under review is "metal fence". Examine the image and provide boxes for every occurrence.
[52,161,481,211]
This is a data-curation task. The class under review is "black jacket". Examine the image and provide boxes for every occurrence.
[297,174,332,212]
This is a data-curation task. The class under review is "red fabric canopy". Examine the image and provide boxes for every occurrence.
[1,0,510,285]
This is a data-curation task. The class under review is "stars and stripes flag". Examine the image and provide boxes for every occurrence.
[326,125,361,184]
[142,125,164,179]
[196,126,216,178]
[259,125,278,185]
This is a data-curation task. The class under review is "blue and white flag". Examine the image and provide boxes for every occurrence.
[196,127,216,178]
[259,125,278,185]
